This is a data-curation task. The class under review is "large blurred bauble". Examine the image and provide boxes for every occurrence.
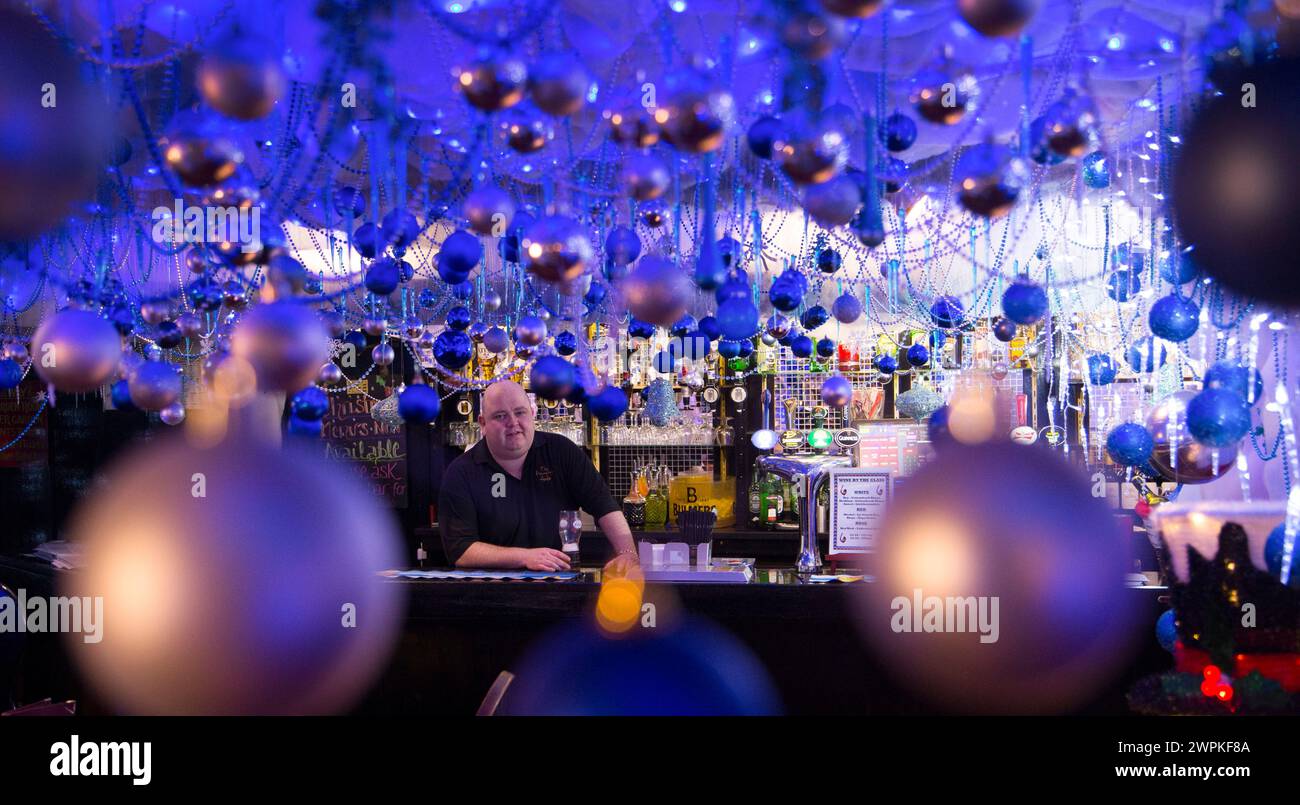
[1146,390,1239,483]
[506,618,778,715]
[820,375,853,408]
[955,143,1029,218]
[779,10,846,59]
[588,385,629,422]
[1204,359,1264,403]
[198,40,286,120]
[128,360,182,412]
[911,67,977,125]
[855,442,1139,713]
[657,69,735,154]
[820,0,885,17]
[230,301,330,393]
[1171,58,1300,306]
[957,0,1040,38]
[1186,388,1251,448]
[528,54,591,116]
[432,330,473,370]
[398,383,441,424]
[0,7,111,239]
[502,106,552,153]
[529,356,576,401]
[457,52,528,111]
[1040,89,1100,158]
[62,433,404,714]
[624,256,692,327]
[773,112,849,185]
[31,310,122,394]
[523,216,594,283]
[1147,293,1200,342]
[464,185,515,236]
[802,174,862,227]
[619,152,671,201]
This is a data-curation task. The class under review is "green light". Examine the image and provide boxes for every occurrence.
[808,428,832,449]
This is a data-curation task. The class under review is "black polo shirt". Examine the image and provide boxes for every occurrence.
[438,430,619,565]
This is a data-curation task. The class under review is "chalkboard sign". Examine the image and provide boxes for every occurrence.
[319,378,408,507]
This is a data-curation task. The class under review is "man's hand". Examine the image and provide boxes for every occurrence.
[521,547,572,572]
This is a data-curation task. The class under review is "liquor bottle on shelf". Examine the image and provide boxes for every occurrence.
[777,478,800,531]
[748,465,762,527]
[759,472,783,530]
[623,472,646,531]
[644,465,667,529]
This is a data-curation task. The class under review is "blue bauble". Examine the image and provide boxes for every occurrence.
[566,384,588,405]
[883,112,917,152]
[790,334,814,358]
[991,318,1017,342]
[818,249,842,274]
[1204,359,1265,404]
[906,343,929,366]
[433,330,473,370]
[1001,278,1048,325]
[1155,610,1177,653]
[747,115,784,159]
[554,331,578,356]
[717,237,742,268]
[287,415,323,438]
[0,358,21,390]
[1082,151,1110,189]
[1106,270,1141,302]
[875,353,897,374]
[1105,423,1154,466]
[344,330,368,350]
[1186,387,1251,448]
[816,338,836,359]
[334,185,366,217]
[768,277,804,312]
[1148,294,1200,342]
[628,318,657,340]
[717,298,759,340]
[1263,523,1300,585]
[418,288,439,309]
[452,280,475,301]
[110,378,136,411]
[1126,337,1168,373]
[670,315,697,338]
[439,230,482,275]
[584,281,607,308]
[588,386,629,422]
[1028,115,1067,166]
[530,356,575,400]
[697,316,722,342]
[821,375,853,407]
[717,340,742,359]
[482,326,510,354]
[831,292,862,324]
[654,349,677,372]
[291,387,330,421]
[352,222,381,259]
[1087,353,1119,385]
[398,383,441,424]
[736,340,753,358]
[437,252,470,285]
[800,305,830,331]
[927,405,952,446]
[715,276,751,304]
[382,209,421,251]
[929,296,964,329]
[605,225,641,266]
[445,306,472,331]
[778,329,797,347]
[1161,251,1198,285]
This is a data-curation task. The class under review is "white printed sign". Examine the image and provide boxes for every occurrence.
[827,468,892,555]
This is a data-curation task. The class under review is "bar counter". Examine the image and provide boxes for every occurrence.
[0,555,1172,715]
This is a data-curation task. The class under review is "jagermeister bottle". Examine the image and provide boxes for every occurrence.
[622,472,646,530]
[644,466,667,529]
[748,465,762,526]
[777,478,800,531]
[759,472,783,530]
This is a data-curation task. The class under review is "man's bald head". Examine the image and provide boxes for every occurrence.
[479,380,535,462]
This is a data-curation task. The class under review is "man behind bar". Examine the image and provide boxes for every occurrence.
[438,379,639,572]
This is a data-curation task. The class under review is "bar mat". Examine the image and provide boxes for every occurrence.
[380,569,579,581]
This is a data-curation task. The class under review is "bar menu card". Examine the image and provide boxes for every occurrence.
[827,468,892,556]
